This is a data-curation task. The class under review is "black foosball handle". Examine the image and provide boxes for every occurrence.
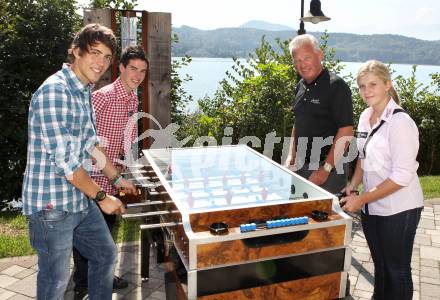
[140,229,150,282]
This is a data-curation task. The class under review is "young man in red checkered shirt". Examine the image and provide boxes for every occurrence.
[73,45,148,299]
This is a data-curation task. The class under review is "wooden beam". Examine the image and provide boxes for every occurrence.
[145,12,172,148]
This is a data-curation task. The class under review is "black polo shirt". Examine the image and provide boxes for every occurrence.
[293,68,353,162]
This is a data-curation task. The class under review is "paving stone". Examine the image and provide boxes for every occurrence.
[7,295,34,300]
[355,273,374,292]
[352,246,371,255]
[148,290,166,300]
[0,266,26,277]
[351,240,368,247]
[120,286,154,300]
[426,229,440,236]
[421,282,440,298]
[348,267,360,277]
[353,288,373,299]
[420,276,440,285]
[0,275,19,288]
[348,286,355,298]
[417,228,426,234]
[14,257,37,270]
[421,246,440,261]
[148,268,166,280]
[419,219,436,230]
[122,272,163,290]
[421,266,440,279]
[352,251,371,263]
[0,263,15,274]
[414,280,420,291]
[415,234,432,246]
[353,234,366,243]
[413,274,420,284]
[115,253,139,274]
[359,262,374,274]
[14,269,35,280]
[420,296,440,300]
[413,262,421,271]
[111,283,137,297]
[0,287,16,300]
[432,234,440,245]
[5,273,36,297]
[1,209,440,300]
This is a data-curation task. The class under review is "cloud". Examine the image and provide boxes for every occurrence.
[415,7,436,23]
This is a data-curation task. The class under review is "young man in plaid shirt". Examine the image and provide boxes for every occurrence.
[22,24,136,300]
[72,45,148,298]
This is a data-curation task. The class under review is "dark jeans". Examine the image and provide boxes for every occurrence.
[361,207,423,300]
[73,205,117,290]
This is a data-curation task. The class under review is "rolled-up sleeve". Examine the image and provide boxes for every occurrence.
[38,83,81,177]
[388,114,420,186]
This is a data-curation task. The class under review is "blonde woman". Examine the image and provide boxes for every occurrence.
[340,60,423,300]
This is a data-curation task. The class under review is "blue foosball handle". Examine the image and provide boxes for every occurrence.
[240,216,308,232]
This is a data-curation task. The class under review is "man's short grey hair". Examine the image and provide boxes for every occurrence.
[288,34,321,57]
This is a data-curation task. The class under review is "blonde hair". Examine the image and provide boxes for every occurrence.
[356,60,400,104]
[288,34,320,57]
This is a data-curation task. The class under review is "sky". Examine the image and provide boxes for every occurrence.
[78,0,440,40]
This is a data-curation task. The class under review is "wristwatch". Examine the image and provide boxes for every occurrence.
[93,190,107,202]
[323,162,333,173]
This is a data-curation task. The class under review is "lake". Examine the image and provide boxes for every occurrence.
[175,57,440,111]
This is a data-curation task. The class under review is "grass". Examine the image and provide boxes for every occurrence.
[0,211,34,258]
[419,176,440,200]
[1,175,439,258]
[0,211,144,258]
[112,218,143,244]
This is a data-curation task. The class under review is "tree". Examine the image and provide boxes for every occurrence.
[394,67,440,174]
[182,34,440,175]
[170,34,193,125]
[0,0,81,207]
[88,0,137,10]
[195,34,344,162]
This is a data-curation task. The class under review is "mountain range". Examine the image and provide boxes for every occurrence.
[171,21,440,66]
[240,20,293,31]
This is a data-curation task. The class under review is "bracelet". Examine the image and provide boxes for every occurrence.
[114,175,122,186]
[110,173,122,186]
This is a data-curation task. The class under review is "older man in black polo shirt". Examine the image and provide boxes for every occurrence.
[284,34,354,193]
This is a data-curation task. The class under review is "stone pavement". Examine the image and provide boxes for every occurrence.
[0,199,439,300]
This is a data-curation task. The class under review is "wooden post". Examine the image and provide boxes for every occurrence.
[145,12,171,148]
[83,8,113,91]
[141,11,150,149]
[83,9,172,150]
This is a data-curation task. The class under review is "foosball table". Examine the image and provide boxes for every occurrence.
[121,145,352,299]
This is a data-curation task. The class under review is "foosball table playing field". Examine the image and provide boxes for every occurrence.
[120,145,352,300]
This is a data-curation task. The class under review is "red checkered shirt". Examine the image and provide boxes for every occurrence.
[91,77,138,195]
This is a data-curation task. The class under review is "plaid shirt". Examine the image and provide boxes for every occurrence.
[91,77,138,195]
[22,64,99,215]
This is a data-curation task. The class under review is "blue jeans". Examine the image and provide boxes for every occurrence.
[361,207,423,300]
[73,205,117,289]
[28,201,117,300]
